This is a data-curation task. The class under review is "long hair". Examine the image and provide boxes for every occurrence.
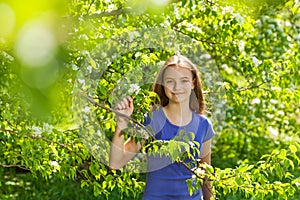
[152,55,205,114]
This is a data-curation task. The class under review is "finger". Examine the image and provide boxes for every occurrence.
[116,102,125,110]
[117,103,126,110]
[126,96,133,108]
[116,97,132,110]
[116,105,122,110]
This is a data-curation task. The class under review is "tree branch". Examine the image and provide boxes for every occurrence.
[178,161,215,198]
[203,81,267,94]
[0,129,85,166]
[84,8,131,19]
[235,81,267,92]
[84,94,156,140]
[0,163,30,171]
[85,0,96,15]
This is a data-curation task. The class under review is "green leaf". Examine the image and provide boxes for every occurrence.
[289,145,297,153]
[89,56,97,69]
[277,149,287,160]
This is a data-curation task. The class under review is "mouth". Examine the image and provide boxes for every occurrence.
[172,92,184,95]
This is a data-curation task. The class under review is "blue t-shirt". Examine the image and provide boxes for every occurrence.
[142,107,215,200]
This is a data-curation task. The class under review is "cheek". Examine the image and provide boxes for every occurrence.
[187,82,193,88]
[163,83,173,90]
[183,82,193,90]
[163,87,172,95]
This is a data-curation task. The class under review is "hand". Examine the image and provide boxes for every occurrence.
[115,96,134,130]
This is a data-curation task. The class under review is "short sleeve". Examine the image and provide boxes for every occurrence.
[203,119,215,142]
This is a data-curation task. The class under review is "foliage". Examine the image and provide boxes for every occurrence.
[0,0,299,199]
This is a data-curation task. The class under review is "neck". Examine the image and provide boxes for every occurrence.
[163,102,193,126]
[164,102,192,117]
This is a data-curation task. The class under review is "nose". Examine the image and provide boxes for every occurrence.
[173,81,181,91]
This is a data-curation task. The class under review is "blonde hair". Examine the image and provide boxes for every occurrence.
[152,55,205,114]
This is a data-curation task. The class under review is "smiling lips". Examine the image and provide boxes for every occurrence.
[172,92,185,95]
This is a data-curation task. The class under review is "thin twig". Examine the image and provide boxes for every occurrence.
[0,129,85,167]
[28,135,72,151]
[76,168,88,181]
[235,81,266,92]
[85,0,96,15]
[0,163,30,171]
[0,128,73,152]
[84,8,130,19]
[203,81,267,94]
[178,161,215,198]
[84,94,156,140]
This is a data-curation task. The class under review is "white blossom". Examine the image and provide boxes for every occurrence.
[49,161,59,167]
[83,106,90,113]
[266,29,273,35]
[49,161,60,173]
[234,13,244,25]
[101,52,107,57]
[83,114,89,121]
[251,98,261,105]
[71,64,79,70]
[128,84,141,94]
[79,34,89,40]
[43,123,53,133]
[256,20,262,28]
[157,61,165,67]
[283,21,292,27]
[97,130,102,137]
[278,111,284,116]
[268,24,275,29]
[199,54,211,60]
[31,126,42,137]
[270,99,278,104]
[174,5,179,19]
[195,168,205,175]
[222,6,233,14]
[238,40,245,52]
[107,4,117,12]
[221,64,233,74]
[268,126,278,137]
[250,56,261,67]
[188,141,195,147]
[78,79,85,84]
[87,65,92,73]
[132,31,141,38]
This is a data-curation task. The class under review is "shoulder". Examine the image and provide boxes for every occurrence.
[192,113,215,142]
[143,107,164,125]
[193,113,212,125]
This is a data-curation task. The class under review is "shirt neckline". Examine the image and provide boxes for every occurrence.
[160,107,194,128]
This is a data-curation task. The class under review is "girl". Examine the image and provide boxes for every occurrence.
[110,55,215,200]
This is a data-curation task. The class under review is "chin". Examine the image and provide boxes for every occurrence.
[170,97,188,104]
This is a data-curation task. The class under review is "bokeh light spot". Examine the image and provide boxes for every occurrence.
[0,3,16,37]
[150,0,170,7]
[15,19,56,67]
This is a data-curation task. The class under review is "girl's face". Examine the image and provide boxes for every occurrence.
[163,66,194,105]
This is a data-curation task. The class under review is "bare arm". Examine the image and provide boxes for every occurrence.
[109,96,143,169]
[200,139,214,200]
[110,127,143,169]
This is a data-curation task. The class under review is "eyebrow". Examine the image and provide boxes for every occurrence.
[164,76,191,79]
